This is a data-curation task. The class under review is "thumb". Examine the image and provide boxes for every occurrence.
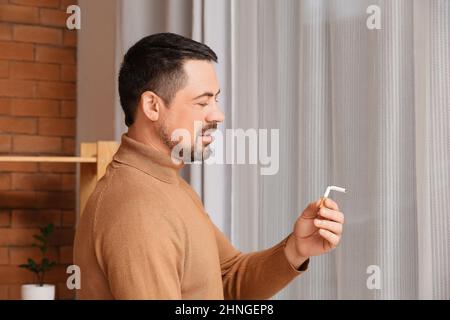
[301,199,321,219]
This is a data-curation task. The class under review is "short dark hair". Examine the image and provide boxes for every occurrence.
[118,32,218,126]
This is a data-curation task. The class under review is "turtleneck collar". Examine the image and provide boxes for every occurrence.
[112,133,184,184]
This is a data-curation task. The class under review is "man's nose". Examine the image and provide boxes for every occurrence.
[206,103,225,124]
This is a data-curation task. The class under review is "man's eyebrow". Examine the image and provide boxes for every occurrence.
[192,89,221,100]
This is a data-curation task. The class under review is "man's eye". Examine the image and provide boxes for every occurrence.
[198,102,208,107]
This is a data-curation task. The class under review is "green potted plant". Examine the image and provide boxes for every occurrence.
[19,223,57,300]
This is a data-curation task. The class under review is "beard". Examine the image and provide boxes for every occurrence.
[158,122,217,163]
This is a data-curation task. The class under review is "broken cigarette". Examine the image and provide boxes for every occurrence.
[319,185,346,208]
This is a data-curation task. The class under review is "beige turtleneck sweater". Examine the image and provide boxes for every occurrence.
[73,134,309,299]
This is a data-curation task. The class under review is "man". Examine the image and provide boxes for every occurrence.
[74,33,345,299]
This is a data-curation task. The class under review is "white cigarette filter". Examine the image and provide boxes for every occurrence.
[319,185,347,208]
[323,186,346,198]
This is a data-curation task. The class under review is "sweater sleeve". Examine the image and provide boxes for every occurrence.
[205,215,309,300]
[95,207,186,300]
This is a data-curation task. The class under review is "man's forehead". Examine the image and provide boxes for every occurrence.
[184,60,217,78]
[181,60,220,97]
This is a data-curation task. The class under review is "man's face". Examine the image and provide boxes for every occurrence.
[158,60,225,162]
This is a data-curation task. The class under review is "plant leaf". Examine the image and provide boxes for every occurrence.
[28,258,36,267]
[33,235,45,243]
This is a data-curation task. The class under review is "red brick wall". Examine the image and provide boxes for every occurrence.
[0,0,77,299]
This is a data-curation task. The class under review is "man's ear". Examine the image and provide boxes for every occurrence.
[140,91,161,121]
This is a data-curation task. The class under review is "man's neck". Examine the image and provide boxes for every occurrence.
[127,125,171,157]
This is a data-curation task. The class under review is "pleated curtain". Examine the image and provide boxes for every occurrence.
[117,0,449,299]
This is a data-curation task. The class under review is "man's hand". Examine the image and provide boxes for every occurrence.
[284,198,345,269]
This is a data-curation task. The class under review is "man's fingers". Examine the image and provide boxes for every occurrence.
[314,219,343,235]
[308,199,322,211]
[318,229,340,247]
[300,200,322,218]
[324,198,339,211]
[318,207,345,224]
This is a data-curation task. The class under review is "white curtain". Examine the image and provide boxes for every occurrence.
[425,0,450,299]
[116,0,449,299]
[228,0,449,299]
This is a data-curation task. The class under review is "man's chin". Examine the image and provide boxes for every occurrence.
[191,146,213,162]
[170,144,213,164]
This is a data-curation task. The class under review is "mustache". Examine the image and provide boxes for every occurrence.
[201,123,218,135]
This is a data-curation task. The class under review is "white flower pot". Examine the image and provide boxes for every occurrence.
[21,284,55,300]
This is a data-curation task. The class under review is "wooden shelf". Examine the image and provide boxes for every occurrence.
[0,156,97,163]
[0,141,119,216]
